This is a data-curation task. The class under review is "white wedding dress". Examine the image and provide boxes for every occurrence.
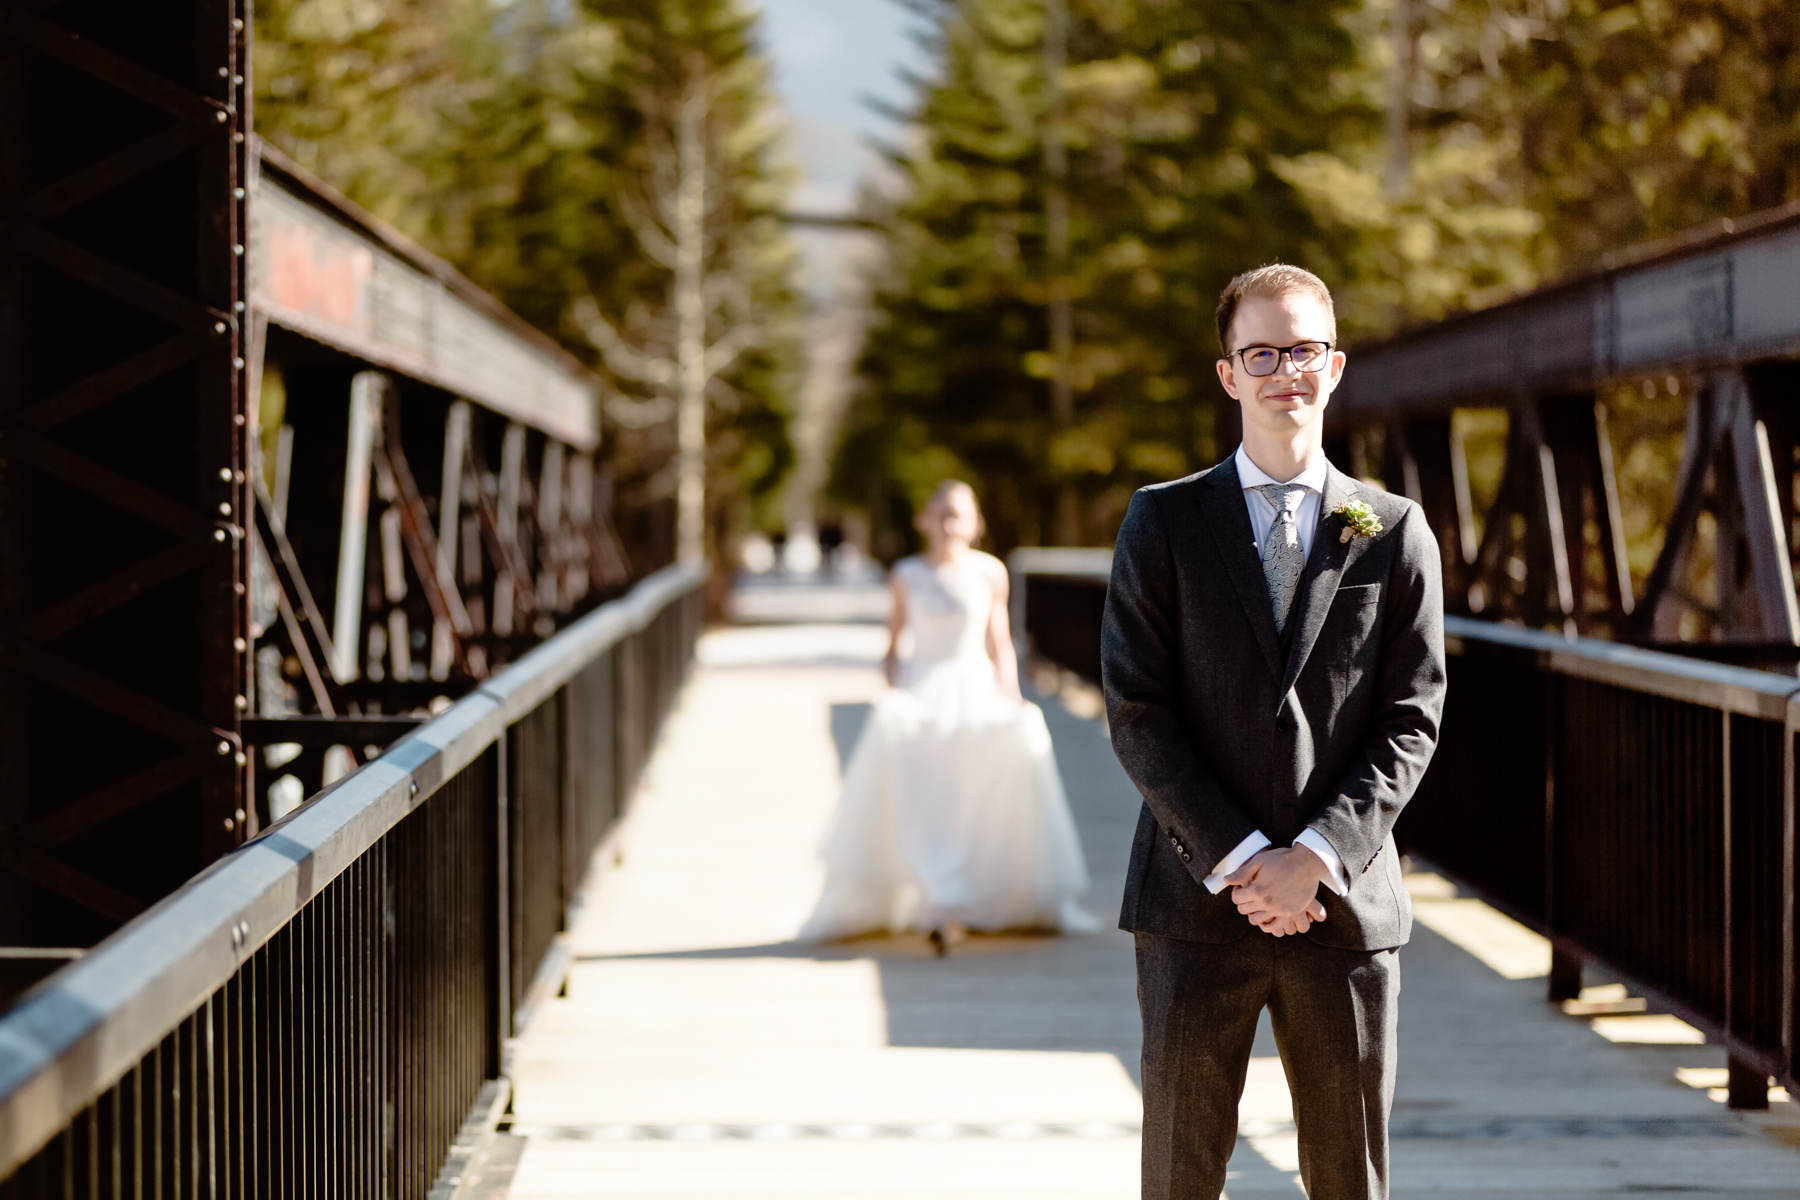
[798,552,1096,941]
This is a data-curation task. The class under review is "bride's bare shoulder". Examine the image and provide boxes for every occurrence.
[972,550,1008,583]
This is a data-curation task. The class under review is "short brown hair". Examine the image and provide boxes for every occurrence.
[1215,264,1337,354]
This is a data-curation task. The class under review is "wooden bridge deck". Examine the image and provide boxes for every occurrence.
[474,605,1800,1198]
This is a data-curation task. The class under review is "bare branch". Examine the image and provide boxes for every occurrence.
[604,392,677,429]
[572,296,674,388]
[618,184,681,271]
[704,321,761,379]
[623,298,675,346]
[705,373,746,414]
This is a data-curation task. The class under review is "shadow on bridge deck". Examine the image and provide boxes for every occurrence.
[477,605,1800,1198]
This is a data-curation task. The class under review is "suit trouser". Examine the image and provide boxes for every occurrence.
[1135,930,1400,1200]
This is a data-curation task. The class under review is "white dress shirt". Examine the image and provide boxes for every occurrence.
[1200,446,1351,897]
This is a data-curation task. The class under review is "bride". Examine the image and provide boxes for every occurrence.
[799,481,1095,953]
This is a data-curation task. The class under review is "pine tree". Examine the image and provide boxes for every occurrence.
[838,0,1372,554]
[572,0,803,562]
[254,0,803,566]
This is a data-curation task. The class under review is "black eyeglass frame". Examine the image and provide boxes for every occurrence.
[1225,340,1338,377]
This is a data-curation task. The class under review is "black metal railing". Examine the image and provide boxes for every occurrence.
[1011,553,1798,1109]
[0,564,706,1195]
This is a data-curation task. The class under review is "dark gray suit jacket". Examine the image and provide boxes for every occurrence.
[1101,456,1446,951]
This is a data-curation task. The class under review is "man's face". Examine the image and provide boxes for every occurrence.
[1214,292,1346,439]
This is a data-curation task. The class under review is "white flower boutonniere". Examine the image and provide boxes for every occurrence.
[1333,499,1383,544]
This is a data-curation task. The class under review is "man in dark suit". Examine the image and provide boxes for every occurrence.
[1101,264,1446,1199]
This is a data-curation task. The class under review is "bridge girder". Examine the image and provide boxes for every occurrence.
[1329,205,1800,660]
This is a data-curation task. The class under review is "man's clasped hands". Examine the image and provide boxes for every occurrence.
[1225,845,1330,937]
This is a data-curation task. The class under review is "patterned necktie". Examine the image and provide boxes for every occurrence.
[1255,483,1310,634]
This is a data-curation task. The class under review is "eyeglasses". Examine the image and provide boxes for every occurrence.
[1228,341,1335,377]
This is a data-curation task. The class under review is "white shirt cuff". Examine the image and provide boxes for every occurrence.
[1295,828,1350,896]
[1203,830,1271,893]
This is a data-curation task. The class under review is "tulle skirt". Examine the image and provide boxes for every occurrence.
[798,656,1096,941]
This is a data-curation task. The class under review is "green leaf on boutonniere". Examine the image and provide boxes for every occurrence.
[1333,499,1383,544]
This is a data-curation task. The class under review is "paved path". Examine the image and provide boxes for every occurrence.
[488,620,1800,1198]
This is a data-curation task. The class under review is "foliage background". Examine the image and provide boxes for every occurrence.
[254,0,804,565]
[832,0,1800,567]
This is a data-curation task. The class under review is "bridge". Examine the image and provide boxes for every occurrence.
[3,4,1800,1196]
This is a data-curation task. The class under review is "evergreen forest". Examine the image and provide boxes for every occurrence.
[251,0,1800,570]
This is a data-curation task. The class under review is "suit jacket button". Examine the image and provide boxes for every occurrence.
[1181,853,1192,862]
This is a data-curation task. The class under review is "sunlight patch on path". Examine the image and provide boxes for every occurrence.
[1405,870,1549,981]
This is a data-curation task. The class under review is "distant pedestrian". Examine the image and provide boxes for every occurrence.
[817,520,845,575]
[799,481,1096,953]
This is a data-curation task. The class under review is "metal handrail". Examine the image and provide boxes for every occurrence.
[0,562,706,1175]
[1009,554,1800,1105]
[1008,550,1800,720]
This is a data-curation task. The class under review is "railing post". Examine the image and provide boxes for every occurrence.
[1785,696,1799,1102]
[487,739,512,1076]
[1544,669,1582,1002]
[1719,710,1767,1109]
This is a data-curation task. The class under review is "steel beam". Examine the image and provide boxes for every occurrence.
[250,147,599,452]
[1335,202,1800,419]
[1,0,251,946]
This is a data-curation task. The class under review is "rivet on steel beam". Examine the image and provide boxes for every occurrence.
[215,110,228,124]
[234,187,246,199]
[231,923,244,948]
[233,637,247,652]
[410,782,419,797]
[218,67,230,78]
[235,809,247,822]
[214,529,229,543]
[233,357,246,369]
[234,582,246,596]
[233,132,245,144]
[234,751,247,767]
[222,815,235,831]
[234,244,245,256]
[214,321,227,334]
[235,301,246,312]
[234,75,245,86]
[234,18,245,30]
[219,468,234,482]
[235,469,246,484]
[219,502,233,517]
[234,414,246,426]
[235,695,248,711]
[217,741,232,756]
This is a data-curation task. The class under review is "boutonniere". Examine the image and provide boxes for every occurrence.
[1333,499,1382,544]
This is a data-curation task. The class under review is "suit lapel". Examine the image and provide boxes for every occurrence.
[1195,457,1283,679]
[1279,463,1358,698]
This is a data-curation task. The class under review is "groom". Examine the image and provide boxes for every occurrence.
[1101,264,1445,1199]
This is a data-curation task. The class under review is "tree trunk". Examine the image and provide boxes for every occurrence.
[675,76,708,565]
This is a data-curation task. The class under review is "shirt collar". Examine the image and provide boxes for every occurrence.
[1235,444,1327,494]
